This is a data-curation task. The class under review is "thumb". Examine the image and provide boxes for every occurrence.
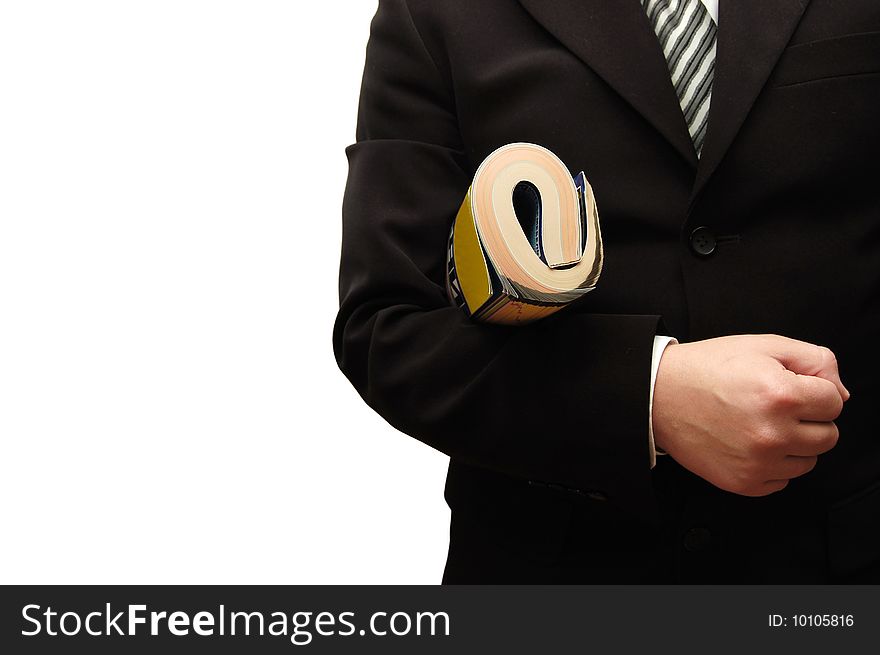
[765,336,850,401]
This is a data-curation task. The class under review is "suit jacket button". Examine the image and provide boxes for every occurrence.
[689,227,716,256]
[683,527,713,552]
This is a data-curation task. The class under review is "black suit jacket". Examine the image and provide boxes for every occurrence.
[333,0,880,583]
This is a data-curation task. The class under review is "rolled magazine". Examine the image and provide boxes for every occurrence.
[445,143,603,324]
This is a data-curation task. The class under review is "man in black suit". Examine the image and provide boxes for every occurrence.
[333,0,880,582]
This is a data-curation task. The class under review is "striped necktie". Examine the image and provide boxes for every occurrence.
[641,0,717,156]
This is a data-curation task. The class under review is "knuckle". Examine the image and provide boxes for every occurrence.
[817,345,838,369]
[755,377,796,412]
[743,479,789,496]
[726,463,792,498]
[748,425,783,454]
[821,423,840,451]
[722,471,750,495]
[830,422,841,443]
[741,481,778,497]
[797,456,819,477]
[828,392,845,419]
[728,467,766,496]
[771,480,790,494]
[730,480,760,496]
[742,455,768,478]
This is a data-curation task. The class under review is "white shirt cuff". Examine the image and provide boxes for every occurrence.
[649,335,678,468]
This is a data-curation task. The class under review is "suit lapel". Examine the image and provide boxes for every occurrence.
[691,0,811,201]
[518,0,814,202]
[517,0,698,168]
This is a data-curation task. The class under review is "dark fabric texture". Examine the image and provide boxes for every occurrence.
[334,0,880,583]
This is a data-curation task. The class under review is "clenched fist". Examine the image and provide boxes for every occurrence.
[652,335,849,497]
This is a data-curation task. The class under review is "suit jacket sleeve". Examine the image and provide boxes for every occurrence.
[333,0,664,522]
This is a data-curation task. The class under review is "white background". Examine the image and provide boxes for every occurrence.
[0,0,451,584]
